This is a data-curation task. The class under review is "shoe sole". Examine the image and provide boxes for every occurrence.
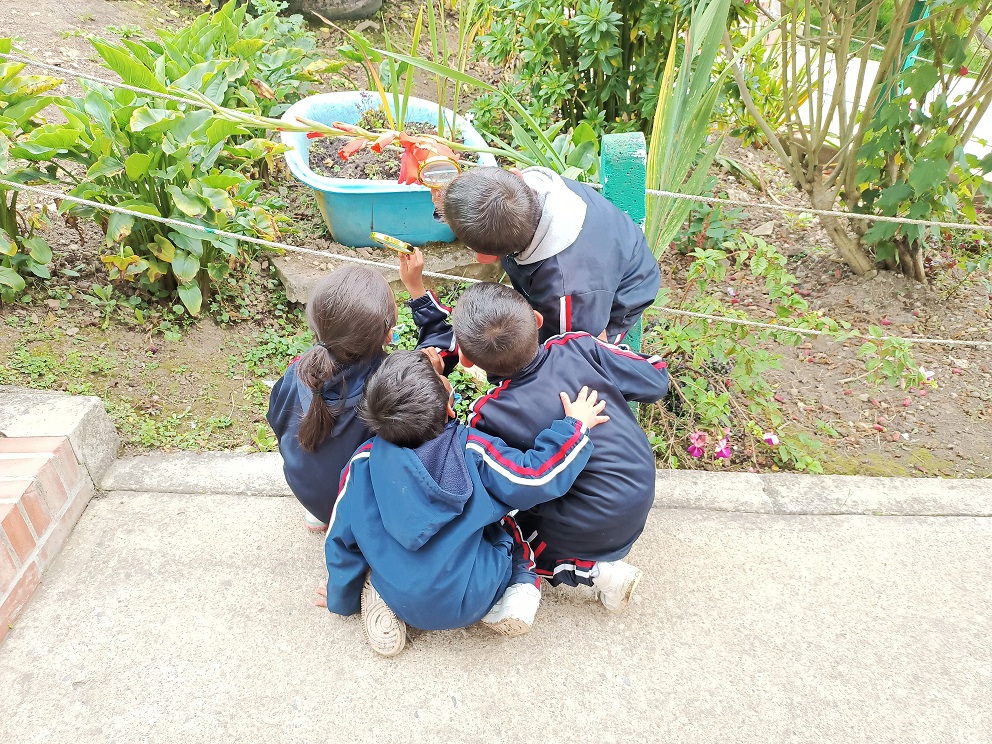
[600,568,642,612]
[361,579,407,657]
[482,616,532,638]
[305,523,328,533]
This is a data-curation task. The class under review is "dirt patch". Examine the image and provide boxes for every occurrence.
[705,139,992,478]
[0,297,309,455]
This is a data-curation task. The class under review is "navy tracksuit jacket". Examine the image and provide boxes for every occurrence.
[468,331,669,585]
[324,419,594,630]
[502,176,661,344]
[266,291,457,525]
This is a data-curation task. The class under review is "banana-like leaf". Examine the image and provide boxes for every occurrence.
[90,38,168,94]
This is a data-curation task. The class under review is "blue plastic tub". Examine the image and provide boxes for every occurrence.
[281,92,497,248]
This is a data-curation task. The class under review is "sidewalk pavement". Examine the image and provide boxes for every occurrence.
[1,482,990,743]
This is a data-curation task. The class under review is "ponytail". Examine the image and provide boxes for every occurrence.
[296,344,340,453]
[296,264,397,452]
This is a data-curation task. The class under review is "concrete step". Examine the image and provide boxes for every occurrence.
[0,491,989,743]
[100,449,992,516]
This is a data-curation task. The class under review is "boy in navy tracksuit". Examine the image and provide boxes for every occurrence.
[321,350,609,656]
[266,258,457,528]
[438,166,660,343]
[451,282,669,611]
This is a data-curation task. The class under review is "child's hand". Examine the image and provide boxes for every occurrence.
[399,248,427,299]
[315,583,328,608]
[421,346,444,374]
[559,386,609,430]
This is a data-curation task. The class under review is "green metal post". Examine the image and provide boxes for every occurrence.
[600,131,647,354]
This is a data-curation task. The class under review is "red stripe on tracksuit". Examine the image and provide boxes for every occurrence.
[545,331,668,369]
[467,380,510,427]
[465,421,583,478]
[426,290,453,314]
[338,441,374,494]
[501,514,539,588]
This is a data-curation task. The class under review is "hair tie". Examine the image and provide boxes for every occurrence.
[316,342,332,351]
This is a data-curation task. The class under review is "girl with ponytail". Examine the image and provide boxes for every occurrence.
[267,255,457,531]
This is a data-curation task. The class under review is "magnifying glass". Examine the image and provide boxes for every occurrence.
[418,156,462,189]
[370,232,415,254]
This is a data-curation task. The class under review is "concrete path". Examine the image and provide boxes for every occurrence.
[2,484,991,743]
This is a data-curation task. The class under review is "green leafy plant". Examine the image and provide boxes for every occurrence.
[726,0,992,281]
[855,62,992,279]
[372,40,603,179]
[331,9,426,132]
[644,232,837,472]
[715,30,814,149]
[83,283,120,329]
[15,79,287,315]
[472,0,756,136]
[675,193,743,254]
[645,0,776,255]
[92,0,344,122]
[105,24,143,39]
[0,40,61,298]
[645,227,926,473]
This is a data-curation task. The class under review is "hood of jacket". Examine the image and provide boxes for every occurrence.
[368,424,472,551]
[514,167,588,265]
[294,355,382,415]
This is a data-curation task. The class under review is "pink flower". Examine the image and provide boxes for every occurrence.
[762,432,779,446]
[687,431,707,458]
[727,286,737,297]
[715,436,732,459]
[919,366,934,382]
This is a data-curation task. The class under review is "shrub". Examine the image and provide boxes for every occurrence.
[0,40,61,299]
[92,0,344,122]
[728,0,992,282]
[17,80,286,315]
[644,231,929,471]
[472,0,756,136]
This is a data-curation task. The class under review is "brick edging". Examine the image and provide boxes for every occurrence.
[0,436,95,643]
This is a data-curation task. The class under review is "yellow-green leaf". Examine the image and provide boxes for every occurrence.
[177,281,202,316]
[0,228,16,257]
[166,185,208,218]
[124,152,152,180]
[150,235,176,263]
[106,212,135,245]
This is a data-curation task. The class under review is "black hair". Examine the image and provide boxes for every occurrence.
[450,283,539,378]
[358,351,450,448]
[296,265,396,452]
[442,167,541,256]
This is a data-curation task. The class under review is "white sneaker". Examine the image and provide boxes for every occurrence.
[304,508,328,533]
[361,576,407,657]
[481,582,541,637]
[592,560,642,612]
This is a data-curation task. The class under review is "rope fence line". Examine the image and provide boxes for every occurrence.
[4,51,992,234]
[1,54,990,348]
[645,189,992,233]
[0,52,214,109]
[3,179,990,349]
[0,179,476,283]
[655,308,992,349]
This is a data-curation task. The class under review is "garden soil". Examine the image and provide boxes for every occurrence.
[702,141,992,478]
[2,0,991,476]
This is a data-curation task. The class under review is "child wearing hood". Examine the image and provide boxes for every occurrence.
[266,255,456,532]
[436,166,660,344]
[319,350,609,656]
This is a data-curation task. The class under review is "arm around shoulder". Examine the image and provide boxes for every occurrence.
[467,418,594,511]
